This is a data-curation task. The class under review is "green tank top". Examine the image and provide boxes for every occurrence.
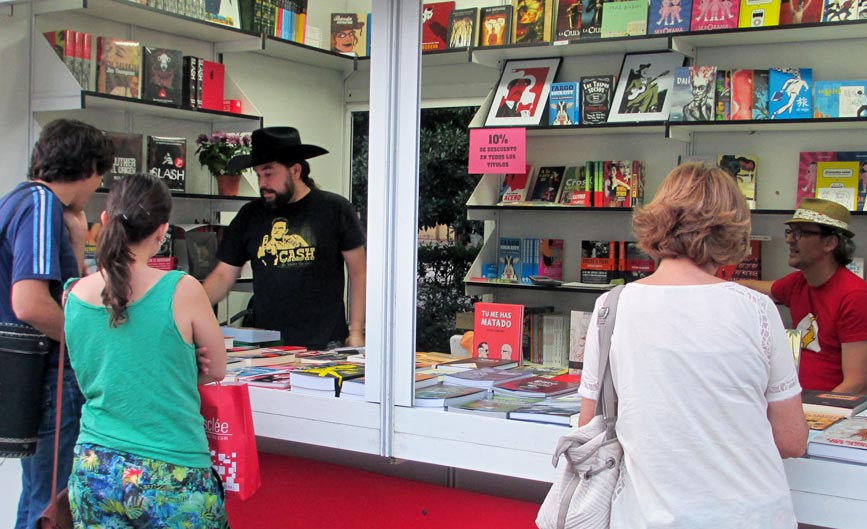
[65,271,210,468]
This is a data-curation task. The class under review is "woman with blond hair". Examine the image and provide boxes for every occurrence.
[577,162,808,528]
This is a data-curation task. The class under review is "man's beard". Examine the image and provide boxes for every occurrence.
[261,181,294,210]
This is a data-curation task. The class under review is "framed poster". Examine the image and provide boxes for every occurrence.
[608,51,686,123]
[484,57,562,127]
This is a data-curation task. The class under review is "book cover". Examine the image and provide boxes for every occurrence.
[513,0,554,44]
[507,393,582,426]
[670,66,717,122]
[602,160,633,207]
[499,165,534,203]
[804,412,845,431]
[435,357,521,372]
[422,2,456,51]
[779,0,822,24]
[838,151,867,211]
[142,47,183,105]
[622,241,656,282]
[102,131,143,189]
[447,7,477,48]
[289,363,365,396]
[182,56,197,109]
[718,154,758,209]
[691,0,740,30]
[715,69,731,120]
[580,75,615,124]
[538,239,564,280]
[554,0,584,42]
[201,60,225,111]
[219,326,282,343]
[228,348,299,367]
[752,69,769,120]
[715,238,762,280]
[581,0,605,38]
[478,5,513,46]
[822,0,857,21]
[493,375,580,398]
[330,13,367,57]
[97,37,141,98]
[738,0,782,27]
[146,136,186,192]
[580,240,617,284]
[730,69,754,120]
[448,396,541,419]
[769,68,812,120]
[558,166,591,206]
[568,310,593,373]
[442,367,533,388]
[529,166,566,202]
[548,82,580,126]
[498,237,523,282]
[473,301,525,364]
[600,0,649,38]
[245,371,293,389]
[203,0,241,28]
[802,391,867,417]
[807,417,867,464]
[838,82,867,118]
[648,0,693,33]
[846,257,865,278]
[816,159,859,210]
[796,151,835,207]
[413,383,487,408]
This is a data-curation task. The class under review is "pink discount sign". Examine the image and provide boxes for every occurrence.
[468,128,526,174]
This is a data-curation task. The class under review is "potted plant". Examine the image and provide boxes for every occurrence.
[195,131,252,196]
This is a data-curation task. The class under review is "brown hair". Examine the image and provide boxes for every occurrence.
[29,119,114,183]
[97,173,172,327]
[632,162,751,268]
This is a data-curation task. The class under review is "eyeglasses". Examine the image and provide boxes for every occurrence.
[784,227,824,241]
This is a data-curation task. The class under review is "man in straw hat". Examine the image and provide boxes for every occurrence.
[741,198,867,393]
[203,126,366,350]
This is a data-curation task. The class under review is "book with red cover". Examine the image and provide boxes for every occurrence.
[472,302,525,364]
[422,2,455,51]
[492,375,580,398]
[200,60,225,111]
[499,165,534,203]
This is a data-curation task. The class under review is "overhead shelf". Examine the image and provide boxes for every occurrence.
[251,36,357,73]
[667,117,867,141]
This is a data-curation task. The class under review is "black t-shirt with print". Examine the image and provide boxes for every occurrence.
[218,189,365,349]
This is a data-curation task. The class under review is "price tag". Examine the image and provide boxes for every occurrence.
[468,128,526,174]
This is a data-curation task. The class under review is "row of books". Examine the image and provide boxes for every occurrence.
[44,32,234,112]
[254,0,308,42]
[804,392,867,464]
[492,237,564,284]
[101,131,187,192]
[420,0,867,53]
[797,151,867,211]
[671,67,866,123]
[498,161,646,208]
[580,240,657,285]
[130,0,237,28]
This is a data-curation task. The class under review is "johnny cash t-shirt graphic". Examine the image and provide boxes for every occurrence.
[256,218,316,267]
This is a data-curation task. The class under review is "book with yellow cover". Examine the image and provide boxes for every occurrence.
[816,160,859,211]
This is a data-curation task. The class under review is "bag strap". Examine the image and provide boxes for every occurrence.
[47,278,80,516]
[594,284,624,441]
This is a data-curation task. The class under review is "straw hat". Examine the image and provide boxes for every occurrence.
[785,198,853,238]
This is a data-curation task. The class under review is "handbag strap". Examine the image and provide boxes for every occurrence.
[47,279,79,514]
[594,284,624,441]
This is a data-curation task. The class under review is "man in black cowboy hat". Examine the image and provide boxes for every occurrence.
[203,126,366,350]
[740,198,867,393]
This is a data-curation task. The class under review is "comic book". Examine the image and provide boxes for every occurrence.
[648,0,693,33]
[715,69,732,120]
[718,154,758,209]
[447,7,477,48]
[670,66,717,122]
[690,0,740,30]
[752,69,769,120]
[768,68,812,120]
[422,2,455,51]
[478,5,513,46]
[554,0,583,42]
[738,0,782,27]
[779,0,822,24]
[600,0,649,38]
[513,0,554,44]
[731,69,754,120]
[580,75,615,124]
[558,166,592,206]
[548,82,580,126]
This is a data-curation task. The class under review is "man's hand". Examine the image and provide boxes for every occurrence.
[63,208,89,275]
[346,330,365,347]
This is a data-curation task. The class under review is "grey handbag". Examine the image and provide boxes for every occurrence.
[536,285,625,529]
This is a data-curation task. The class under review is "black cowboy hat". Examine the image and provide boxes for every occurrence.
[226,126,328,173]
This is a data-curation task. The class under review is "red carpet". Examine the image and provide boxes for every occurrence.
[226,452,541,528]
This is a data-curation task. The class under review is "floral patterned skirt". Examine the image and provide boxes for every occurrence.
[69,443,229,528]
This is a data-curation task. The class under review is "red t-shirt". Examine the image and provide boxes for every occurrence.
[772,266,867,391]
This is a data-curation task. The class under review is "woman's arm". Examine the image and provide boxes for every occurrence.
[176,275,227,384]
[767,394,809,458]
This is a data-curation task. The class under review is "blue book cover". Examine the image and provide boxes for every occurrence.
[498,237,522,283]
[648,0,692,34]
[769,68,812,120]
[815,80,867,118]
[548,82,580,126]
[752,69,769,120]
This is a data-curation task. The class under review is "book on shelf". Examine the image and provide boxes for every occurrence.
[97,37,141,98]
[690,0,740,30]
[768,68,812,120]
[796,151,833,207]
[580,240,617,285]
[647,0,693,34]
[821,0,857,21]
[102,131,143,189]
[289,363,365,397]
[580,0,604,38]
[780,0,821,24]
[330,13,368,57]
[200,60,225,111]
[414,383,488,408]
[541,313,570,368]
[817,159,860,211]
[146,136,186,192]
[557,166,591,207]
[507,393,583,426]
[738,0,782,28]
[478,5,513,46]
[142,47,183,106]
[553,0,583,42]
[447,7,477,48]
[600,0,649,38]
[806,416,867,464]
[620,241,656,283]
[715,69,731,120]
[182,56,198,109]
[493,375,579,399]
[499,165,534,204]
[580,75,615,125]
[846,257,864,279]
[435,356,521,373]
[715,238,762,281]
[752,69,769,120]
[814,80,867,119]
[497,237,522,282]
[538,239,564,281]
[512,0,554,44]
[802,391,867,418]
[422,2,456,51]
[717,154,758,209]
[548,82,580,126]
[670,66,717,122]
[529,166,566,203]
[442,367,533,389]
[447,395,541,419]
[804,412,845,431]
[203,0,241,28]
[568,310,593,374]
[473,301,525,364]
[731,69,754,120]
